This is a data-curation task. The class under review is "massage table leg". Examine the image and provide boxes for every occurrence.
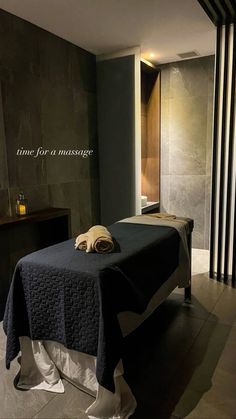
[184,284,191,302]
[184,231,192,303]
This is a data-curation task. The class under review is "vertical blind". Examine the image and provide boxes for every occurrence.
[210,23,236,281]
[198,0,236,282]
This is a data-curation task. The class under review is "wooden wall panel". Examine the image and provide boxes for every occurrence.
[141,69,160,203]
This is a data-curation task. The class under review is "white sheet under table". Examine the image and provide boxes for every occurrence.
[17,217,190,419]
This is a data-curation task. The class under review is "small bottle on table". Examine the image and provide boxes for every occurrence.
[16,192,28,216]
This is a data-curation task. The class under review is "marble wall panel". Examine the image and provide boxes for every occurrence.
[0,189,10,216]
[48,182,81,236]
[77,178,101,232]
[169,175,206,249]
[38,30,70,88]
[169,96,208,176]
[169,57,211,99]
[160,64,171,100]
[67,43,97,93]
[0,82,8,191]
[48,180,100,237]
[0,10,39,77]
[41,79,84,184]
[2,70,44,188]
[207,55,215,96]
[160,56,215,249]
[0,9,99,229]
[160,99,170,175]
[160,175,170,213]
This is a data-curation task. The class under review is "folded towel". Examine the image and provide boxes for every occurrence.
[145,212,176,220]
[75,233,88,251]
[75,225,114,254]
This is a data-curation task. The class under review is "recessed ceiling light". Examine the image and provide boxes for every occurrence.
[149,53,155,58]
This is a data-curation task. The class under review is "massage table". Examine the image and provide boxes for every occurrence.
[3,215,193,419]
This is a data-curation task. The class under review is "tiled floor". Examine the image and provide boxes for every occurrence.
[1,249,236,419]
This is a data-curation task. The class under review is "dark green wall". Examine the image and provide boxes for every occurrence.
[97,56,136,225]
[0,9,100,235]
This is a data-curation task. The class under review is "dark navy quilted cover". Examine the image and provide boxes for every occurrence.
[3,222,180,392]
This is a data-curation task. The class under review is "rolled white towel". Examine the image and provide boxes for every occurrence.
[75,233,88,251]
[75,225,114,254]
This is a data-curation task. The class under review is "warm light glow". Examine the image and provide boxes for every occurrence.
[18,204,26,215]
[141,51,159,65]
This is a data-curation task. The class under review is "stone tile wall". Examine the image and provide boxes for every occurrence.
[160,56,214,249]
[0,10,100,236]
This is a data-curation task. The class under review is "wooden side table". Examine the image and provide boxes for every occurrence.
[0,208,71,320]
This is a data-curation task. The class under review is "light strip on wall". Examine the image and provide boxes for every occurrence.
[210,25,222,277]
[217,24,230,279]
[224,24,236,277]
